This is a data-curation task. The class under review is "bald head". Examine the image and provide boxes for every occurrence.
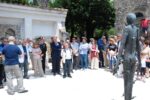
[8,36,15,42]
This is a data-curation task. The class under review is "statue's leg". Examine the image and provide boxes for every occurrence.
[123,59,136,100]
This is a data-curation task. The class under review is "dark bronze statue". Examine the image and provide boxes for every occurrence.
[114,13,141,100]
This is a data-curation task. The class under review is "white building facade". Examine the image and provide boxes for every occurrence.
[0,3,68,40]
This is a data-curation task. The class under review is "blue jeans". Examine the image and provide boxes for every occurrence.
[80,54,88,69]
[109,56,116,70]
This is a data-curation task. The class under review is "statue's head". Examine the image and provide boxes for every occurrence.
[126,13,136,25]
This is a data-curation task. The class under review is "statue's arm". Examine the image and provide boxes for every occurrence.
[118,28,128,56]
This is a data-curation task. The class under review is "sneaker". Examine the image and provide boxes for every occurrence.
[53,73,56,76]
[7,90,15,95]
[23,76,29,79]
[63,75,66,78]
[68,75,72,78]
[18,89,28,93]
[57,72,62,75]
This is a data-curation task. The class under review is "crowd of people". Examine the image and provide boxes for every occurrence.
[0,32,150,95]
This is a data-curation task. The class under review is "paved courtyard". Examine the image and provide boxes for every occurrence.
[0,68,150,100]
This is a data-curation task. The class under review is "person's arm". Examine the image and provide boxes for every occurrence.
[17,46,22,55]
[40,43,47,53]
[44,43,47,52]
[32,49,38,56]
[38,48,42,55]
[2,47,5,55]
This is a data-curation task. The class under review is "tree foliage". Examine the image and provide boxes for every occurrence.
[50,0,115,39]
[0,0,29,5]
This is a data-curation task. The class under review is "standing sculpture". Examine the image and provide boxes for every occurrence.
[114,13,141,100]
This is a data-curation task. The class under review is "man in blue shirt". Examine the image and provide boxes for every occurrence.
[97,36,105,68]
[2,36,28,95]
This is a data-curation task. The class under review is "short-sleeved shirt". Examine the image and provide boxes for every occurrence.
[2,44,22,65]
[108,44,118,51]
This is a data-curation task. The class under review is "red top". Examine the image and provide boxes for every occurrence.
[90,44,98,59]
[140,19,150,28]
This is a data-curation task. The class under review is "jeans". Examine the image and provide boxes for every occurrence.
[108,56,116,70]
[80,54,88,69]
[63,59,72,76]
[19,59,28,77]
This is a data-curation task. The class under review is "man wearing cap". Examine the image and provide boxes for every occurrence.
[2,36,28,95]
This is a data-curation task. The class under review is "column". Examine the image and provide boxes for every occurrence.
[55,21,62,37]
[24,17,32,39]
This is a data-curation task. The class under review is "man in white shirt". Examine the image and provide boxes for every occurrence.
[71,37,80,70]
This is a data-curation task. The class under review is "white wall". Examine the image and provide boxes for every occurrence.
[32,20,55,38]
[0,3,67,39]
[0,17,23,25]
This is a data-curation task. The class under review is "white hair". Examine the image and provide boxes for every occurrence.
[8,36,15,42]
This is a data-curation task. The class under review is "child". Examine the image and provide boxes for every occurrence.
[32,42,44,77]
[61,42,73,78]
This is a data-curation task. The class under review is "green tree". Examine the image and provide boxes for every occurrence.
[0,0,30,5]
[33,0,49,8]
[50,0,115,39]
